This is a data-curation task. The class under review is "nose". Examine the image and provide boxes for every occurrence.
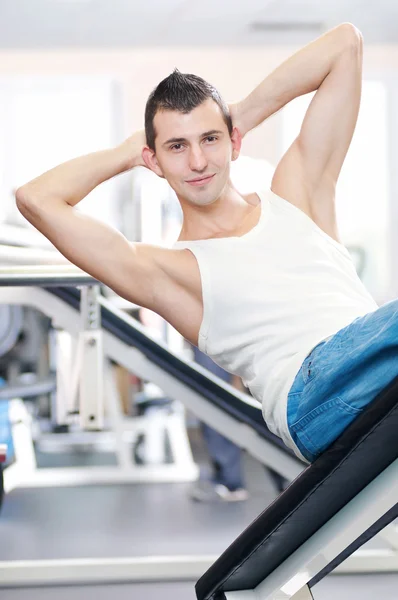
[188,145,208,172]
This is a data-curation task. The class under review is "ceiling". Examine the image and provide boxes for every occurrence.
[1,0,397,49]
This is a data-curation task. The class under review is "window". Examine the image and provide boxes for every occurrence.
[0,76,121,236]
[282,81,390,304]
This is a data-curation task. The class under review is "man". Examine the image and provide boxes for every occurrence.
[16,23,392,464]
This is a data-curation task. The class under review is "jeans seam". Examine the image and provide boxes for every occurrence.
[295,427,319,457]
[337,396,363,415]
[290,396,363,461]
[290,397,341,430]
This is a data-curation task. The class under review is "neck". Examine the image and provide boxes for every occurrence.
[177,185,259,242]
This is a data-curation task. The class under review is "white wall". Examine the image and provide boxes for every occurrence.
[0,44,397,159]
[0,46,309,164]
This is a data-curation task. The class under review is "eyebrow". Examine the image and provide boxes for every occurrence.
[162,130,224,147]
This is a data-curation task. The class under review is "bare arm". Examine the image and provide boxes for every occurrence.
[231,23,362,206]
[16,130,146,208]
[231,23,358,137]
[16,132,150,301]
[14,131,161,306]
[16,196,159,307]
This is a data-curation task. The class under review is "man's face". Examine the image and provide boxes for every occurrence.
[145,98,240,206]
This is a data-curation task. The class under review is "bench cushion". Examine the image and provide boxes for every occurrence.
[195,375,398,600]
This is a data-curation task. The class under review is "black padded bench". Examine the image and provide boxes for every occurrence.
[196,375,398,600]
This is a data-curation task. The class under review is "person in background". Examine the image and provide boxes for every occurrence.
[190,344,249,502]
[190,345,289,501]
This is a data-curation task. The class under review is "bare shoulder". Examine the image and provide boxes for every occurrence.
[271,142,343,244]
[135,243,203,345]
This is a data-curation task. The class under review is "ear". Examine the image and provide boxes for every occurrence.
[230,126,242,162]
[142,146,164,178]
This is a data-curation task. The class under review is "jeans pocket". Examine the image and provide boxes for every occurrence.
[290,397,362,461]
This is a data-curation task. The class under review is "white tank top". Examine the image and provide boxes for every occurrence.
[173,188,378,459]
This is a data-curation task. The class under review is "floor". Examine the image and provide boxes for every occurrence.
[1,575,398,600]
[1,435,397,599]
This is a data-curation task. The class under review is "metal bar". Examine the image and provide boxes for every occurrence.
[53,330,76,425]
[335,548,398,572]
[0,378,56,400]
[0,265,96,287]
[0,274,94,287]
[254,460,398,600]
[379,523,398,551]
[226,584,314,600]
[0,555,217,587]
[4,464,199,490]
[79,330,104,429]
[225,592,258,600]
[290,587,313,600]
[79,286,104,429]
[0,244,68,265]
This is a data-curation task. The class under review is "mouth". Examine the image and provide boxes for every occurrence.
[186,174,215,186]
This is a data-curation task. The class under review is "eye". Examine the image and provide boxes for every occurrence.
[170,143,184,151]
[205,136,218,143]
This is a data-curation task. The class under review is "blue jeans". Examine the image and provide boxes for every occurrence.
[287,299,398,463]
[201,423,245,490]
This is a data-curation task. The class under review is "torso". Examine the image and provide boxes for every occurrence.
[153,184,340,347]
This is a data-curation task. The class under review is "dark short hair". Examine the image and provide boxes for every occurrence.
[145,69,233,151]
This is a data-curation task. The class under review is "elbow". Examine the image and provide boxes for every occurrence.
[15,184,44,211]
[333,23,363,66]
[15,185,41,222]
[15,185,31,213]
[15,184,35,206]
[338,23,363,49]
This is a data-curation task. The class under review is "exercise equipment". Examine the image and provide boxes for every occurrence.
[196,376,398,599]
[0,447,5,513]
[0,266,396,589]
